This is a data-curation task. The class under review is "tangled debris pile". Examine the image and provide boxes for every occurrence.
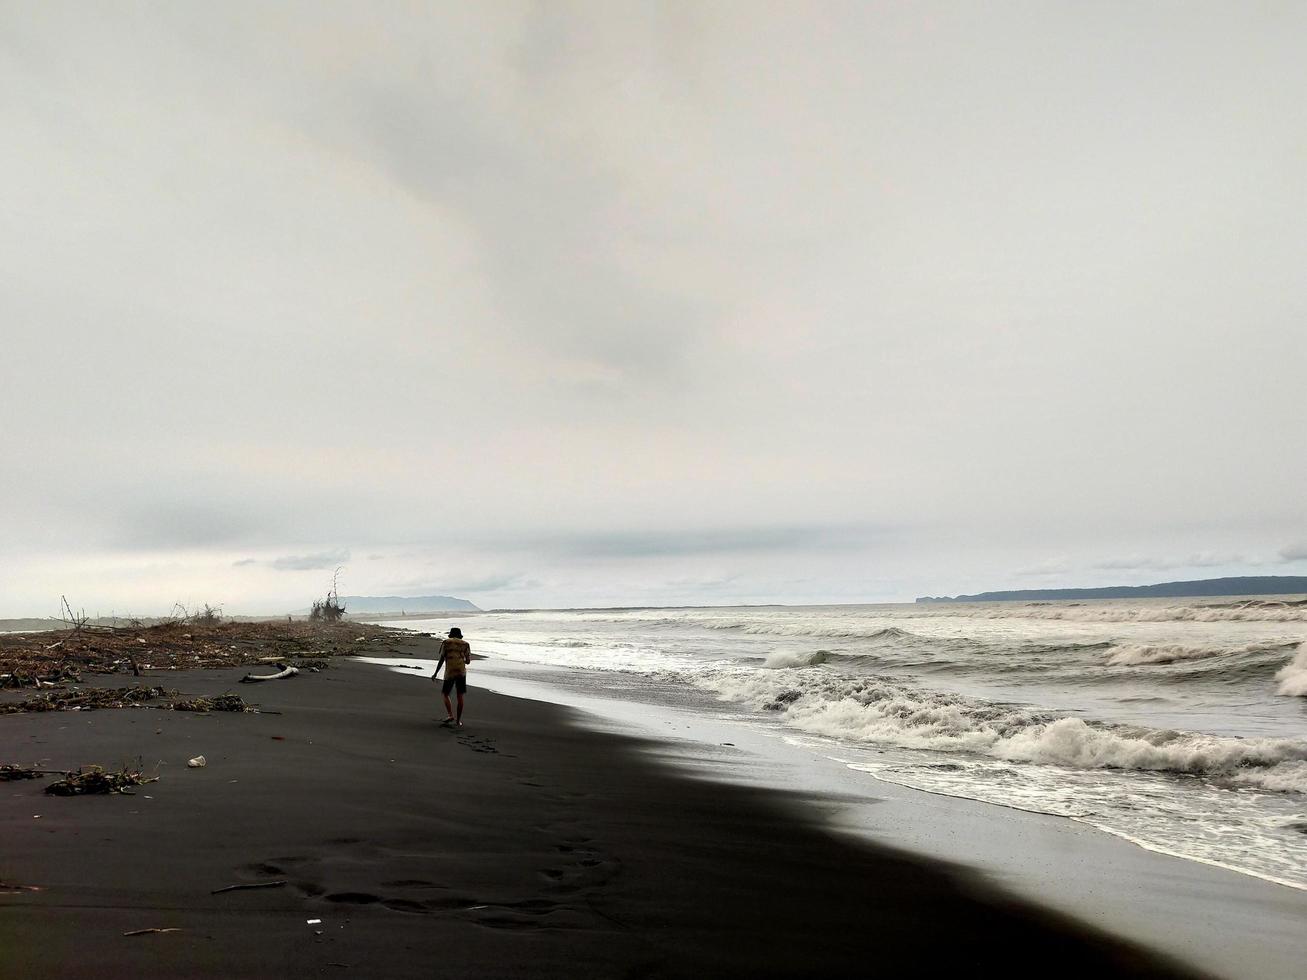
[0,686,174,715]
[0,620,398,690]
[1,663,82,690]
[45,765,157,796]
[0,686,258,715]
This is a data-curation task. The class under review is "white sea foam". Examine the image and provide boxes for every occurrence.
[1232,760,1307,794]
[1274,645,1307,697]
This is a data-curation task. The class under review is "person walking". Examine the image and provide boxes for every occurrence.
[432,627,471,727]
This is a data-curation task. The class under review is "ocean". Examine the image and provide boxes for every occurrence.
[378,597,1307,891]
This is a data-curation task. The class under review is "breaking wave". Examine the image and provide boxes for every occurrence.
[1103,640,1297,667]
[693,667,1307,793]
[762,649,837,669]
[1275,645,1307,697]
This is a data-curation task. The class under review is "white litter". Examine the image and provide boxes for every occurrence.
[187,756,206,768]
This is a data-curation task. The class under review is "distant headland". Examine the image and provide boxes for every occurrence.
[916,575,1307,603]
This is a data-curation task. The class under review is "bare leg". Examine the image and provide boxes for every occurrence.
[442,693,455,721]
[456,692,465,726]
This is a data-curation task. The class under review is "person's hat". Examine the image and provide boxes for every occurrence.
[448,627,463,639]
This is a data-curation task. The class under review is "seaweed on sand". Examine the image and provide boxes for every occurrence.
[44,765,158,796]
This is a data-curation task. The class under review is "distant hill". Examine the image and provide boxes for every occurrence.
[916,575,1307,603]
[333,595,480,614]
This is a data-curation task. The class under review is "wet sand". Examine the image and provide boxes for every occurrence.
[1,639,1200,978]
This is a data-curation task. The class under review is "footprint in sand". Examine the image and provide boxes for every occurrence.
[456,733,500,754]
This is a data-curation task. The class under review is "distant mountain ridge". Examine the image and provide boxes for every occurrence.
[332,595,480,613]
[916,575,1307,603]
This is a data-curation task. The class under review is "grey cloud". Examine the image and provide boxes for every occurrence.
[105,500,271,550]
[1014,558,1073,577]
[1092,556,1168,571]
[524,525,887,559]
[232,558,257,567]
[1092,553,1245,572]
[269,550,351,572]
[1280,544,1307,562]
[386,573,536,595]
[342,82,698,386]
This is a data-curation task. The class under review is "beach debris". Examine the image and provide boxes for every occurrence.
[0,685,261,715]
[171,694,252,713]
[0,764,45,781]
[45,765,158,796]
[122,928,182,937]
[240,664,299,683]
[0,620,399,685]
[1,663,81,690]
[306,918,323,925]
[0,685,173,714]
[212,880,287,895]
[187,756,207,768]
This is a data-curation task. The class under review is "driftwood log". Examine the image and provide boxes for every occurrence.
[239,665,298,684]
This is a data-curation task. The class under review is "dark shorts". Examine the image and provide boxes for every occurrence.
[442,675,467,695]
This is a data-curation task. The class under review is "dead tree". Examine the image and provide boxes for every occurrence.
[308,567,346,624]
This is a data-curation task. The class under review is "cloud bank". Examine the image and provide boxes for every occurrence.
[2,4,1305,613]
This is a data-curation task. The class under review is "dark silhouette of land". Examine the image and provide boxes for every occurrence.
[917,575,1307,603]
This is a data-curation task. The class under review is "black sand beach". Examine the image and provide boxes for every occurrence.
[1,636,1201,978]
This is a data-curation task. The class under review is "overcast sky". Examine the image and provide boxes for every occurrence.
[2,2,1305,616]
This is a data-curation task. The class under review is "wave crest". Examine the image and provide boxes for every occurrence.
[1104,640,1294,667]
[1275,645,1307,697]
[763,649,837,669]
[694,668,1307,791]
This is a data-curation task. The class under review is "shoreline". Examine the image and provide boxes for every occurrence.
[386,654,1307,980]
[2,637,1198,978]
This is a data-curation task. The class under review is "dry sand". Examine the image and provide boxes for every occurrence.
[1,633,1201,978]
